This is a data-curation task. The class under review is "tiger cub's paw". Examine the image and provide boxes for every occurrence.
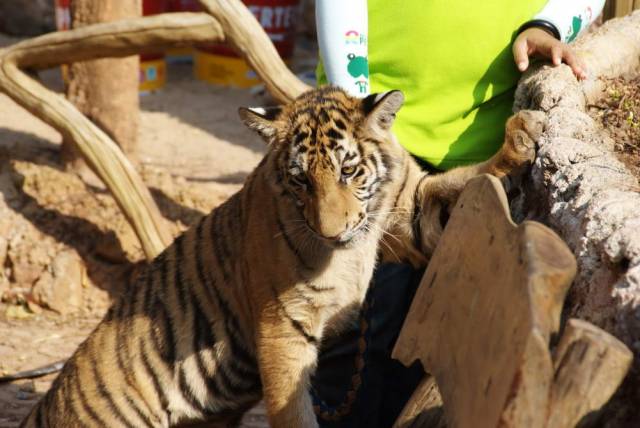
[498,110,546,172]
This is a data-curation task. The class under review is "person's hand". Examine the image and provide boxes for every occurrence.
[512,27,587,80]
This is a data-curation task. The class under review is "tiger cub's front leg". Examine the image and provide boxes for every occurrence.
[257,314,319,428]
[476,109,545,180]
[416,110,544,255]
[381,110,545,265]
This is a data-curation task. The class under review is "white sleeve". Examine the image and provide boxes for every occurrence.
[534,0,606,43]
[315,0,370,97]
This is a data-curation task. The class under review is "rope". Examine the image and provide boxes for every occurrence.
[311,290,374,422]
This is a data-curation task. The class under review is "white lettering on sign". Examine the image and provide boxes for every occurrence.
[261,7,273,28]
[248,5,296,31]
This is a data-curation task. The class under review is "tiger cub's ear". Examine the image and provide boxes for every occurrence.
[361,90,404,132]
[238,106,283,142]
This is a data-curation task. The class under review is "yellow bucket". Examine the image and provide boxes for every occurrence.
[194,51,259,88]
[166,47,194,63]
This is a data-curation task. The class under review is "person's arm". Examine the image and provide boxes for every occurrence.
[512,0,605,79]
[534,0,606,43]
[315,0,370,97]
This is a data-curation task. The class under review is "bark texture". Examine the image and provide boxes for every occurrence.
[514,11,640,350]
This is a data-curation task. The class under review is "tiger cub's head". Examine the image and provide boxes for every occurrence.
[239,86,404,246]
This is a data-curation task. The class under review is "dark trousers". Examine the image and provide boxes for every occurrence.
[311,263,425,428]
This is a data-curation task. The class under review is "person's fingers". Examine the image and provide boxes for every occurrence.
[562,47,588,80]
[551,44,563,66]
[514,28,589,80]
[512,36,530,72]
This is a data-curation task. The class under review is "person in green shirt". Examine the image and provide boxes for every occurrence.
[311,1,604,427]
[316,0,599,169]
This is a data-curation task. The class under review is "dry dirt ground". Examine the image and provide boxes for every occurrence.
[0,34,286,427]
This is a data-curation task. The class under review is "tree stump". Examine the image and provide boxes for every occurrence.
[392,175,632,428]
[64,0,141,169]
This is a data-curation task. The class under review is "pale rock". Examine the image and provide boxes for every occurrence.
[32,250,84,314]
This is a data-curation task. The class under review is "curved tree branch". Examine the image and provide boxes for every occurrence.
[0,13,225,260]
[0,6,310,260]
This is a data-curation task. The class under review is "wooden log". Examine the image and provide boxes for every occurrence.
[392,175,633,427]
[393,376,445,428]
[64,0,141,167]
[547,318,633,428]
[0,13,226,259]
[392,174,577,428]
[198,0,310,103]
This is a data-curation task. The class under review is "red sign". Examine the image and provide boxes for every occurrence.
[143,0,168,16]
[200,0,299,59]
[142,0,169,60]
[167,0,201,12]
[54,0,71,31]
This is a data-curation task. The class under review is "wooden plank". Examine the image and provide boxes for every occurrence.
[604,0,617,20]
[547,319,633,428]
[614,0,634,17]
[392,174,577,428]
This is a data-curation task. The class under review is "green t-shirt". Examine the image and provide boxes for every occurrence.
[318,0,546,170]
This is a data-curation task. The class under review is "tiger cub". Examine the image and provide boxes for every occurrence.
[21,86,542,428]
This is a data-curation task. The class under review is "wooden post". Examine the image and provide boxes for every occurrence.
[392,175,631,428]
[64,0,142,169]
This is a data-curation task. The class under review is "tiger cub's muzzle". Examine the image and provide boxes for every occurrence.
[305,183,368,245]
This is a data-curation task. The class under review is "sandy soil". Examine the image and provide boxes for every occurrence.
[0,30,294,426]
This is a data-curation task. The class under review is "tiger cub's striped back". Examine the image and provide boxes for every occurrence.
[24,197,263,427]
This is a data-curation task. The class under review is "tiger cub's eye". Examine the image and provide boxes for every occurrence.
[341,165,357,177]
